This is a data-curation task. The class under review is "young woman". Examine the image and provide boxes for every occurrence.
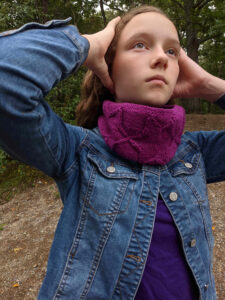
[0,5,224,300]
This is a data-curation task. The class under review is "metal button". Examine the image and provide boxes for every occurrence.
[190,239,196,247]
[107,166,116,173]
[169,192,178,201]
[185,162,193,169]
[204,284,209,290]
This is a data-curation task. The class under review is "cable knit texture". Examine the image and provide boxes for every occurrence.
[98,100,186,165]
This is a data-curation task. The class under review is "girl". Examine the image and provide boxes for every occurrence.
[0,5,225,300]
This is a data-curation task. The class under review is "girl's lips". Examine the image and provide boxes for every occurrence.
[146,75,167,84]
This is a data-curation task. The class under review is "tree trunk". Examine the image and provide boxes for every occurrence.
[42,0,48,15]
[99,0,107,27]
[183,0,201,113]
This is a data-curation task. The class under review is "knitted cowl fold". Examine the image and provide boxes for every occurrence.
[98,100,186,165]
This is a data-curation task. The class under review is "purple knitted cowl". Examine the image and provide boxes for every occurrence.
[98,100,186,165]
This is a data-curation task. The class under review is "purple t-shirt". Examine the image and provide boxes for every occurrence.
[135,196,199,300]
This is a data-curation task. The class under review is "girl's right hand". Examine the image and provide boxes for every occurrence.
[173,49,225,102]
[82,16,120,93]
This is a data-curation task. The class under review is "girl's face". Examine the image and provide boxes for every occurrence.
[112,12,181,106]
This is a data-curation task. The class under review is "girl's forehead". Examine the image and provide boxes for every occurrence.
[120,12,179,41]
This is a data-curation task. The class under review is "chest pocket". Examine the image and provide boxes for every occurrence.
[169,145,201,177]
[168,144,208,204]
[167,141,213,252]
[80,151,138,216]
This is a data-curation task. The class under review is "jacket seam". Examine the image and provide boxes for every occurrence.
[54,129,88,181]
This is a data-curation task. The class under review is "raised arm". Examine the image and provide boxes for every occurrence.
[174,50,225,182]
[173,49,225,102]
[0,18,120,178]
[0,20,90,178]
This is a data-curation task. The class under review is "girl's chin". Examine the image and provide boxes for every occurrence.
[114,96,172,106]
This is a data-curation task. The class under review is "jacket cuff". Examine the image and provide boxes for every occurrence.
[59,25,90,72]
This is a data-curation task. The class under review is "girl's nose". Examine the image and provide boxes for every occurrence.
[150,48,168,69]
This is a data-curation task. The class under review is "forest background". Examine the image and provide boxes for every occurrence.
[0,0,225,200]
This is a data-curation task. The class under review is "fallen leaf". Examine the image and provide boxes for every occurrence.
[13,247,23,253]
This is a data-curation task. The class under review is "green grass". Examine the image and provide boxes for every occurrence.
[0,162,53,205]
[0,224,5,231]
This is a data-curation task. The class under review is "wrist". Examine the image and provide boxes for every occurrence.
[81,34,91,67]
[203,75,225,102]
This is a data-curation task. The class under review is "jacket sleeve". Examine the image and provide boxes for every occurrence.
[185,94,225,183]
[0,19,90,178]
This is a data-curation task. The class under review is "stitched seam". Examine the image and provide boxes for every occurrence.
[162,192,206,290]
[111,171,157,299]
[181,176,205,203]
[114,209,150,298]
[56,130,88,180]
[53,198,89,299]
[87,179,136,216]
[87,143,140,172]
[80,208,118,298]
[54,164,95,298]
[181,176,213,250]
[37,112,60,169]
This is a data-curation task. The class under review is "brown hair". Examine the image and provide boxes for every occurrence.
[76,5,171,129]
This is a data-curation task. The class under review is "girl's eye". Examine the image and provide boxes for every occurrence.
[134,42,146,49]
[167,49,177,56]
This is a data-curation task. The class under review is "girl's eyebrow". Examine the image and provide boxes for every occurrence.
[166,38,181,49]
[126,32,181,48]
[126,32,151,43]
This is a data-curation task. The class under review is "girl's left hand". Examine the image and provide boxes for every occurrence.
[82,16,120,93]
[173,49,225,102]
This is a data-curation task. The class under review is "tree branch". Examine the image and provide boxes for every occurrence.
[199,32,222,44]
[170,0,185,10]
[103,1,123,13]
[194,0,206,9]
[194,0,212,10]
[99,0,107,27]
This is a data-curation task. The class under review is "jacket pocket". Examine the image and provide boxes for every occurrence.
[169,147,207,204]
[168,146,214,253]
[169,146,201,177]
[79,150,138,216]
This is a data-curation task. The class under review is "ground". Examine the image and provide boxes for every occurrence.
[0,114,224,299]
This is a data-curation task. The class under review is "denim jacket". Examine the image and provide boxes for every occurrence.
[0,19,225,300]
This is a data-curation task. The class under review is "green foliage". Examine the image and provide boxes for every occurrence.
[45,70,85,125]
[0,162,52,205]
[0,0,49,31]
[0,149,11,175]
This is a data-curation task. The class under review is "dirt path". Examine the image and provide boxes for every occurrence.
[0,115,224,299]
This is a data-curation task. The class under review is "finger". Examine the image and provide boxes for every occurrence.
[100,73,114,94]
[178,49,189,70]
[106,16,121,29]
[179,48,187,56]
[94,59,114,93]
[100,16,121,49]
